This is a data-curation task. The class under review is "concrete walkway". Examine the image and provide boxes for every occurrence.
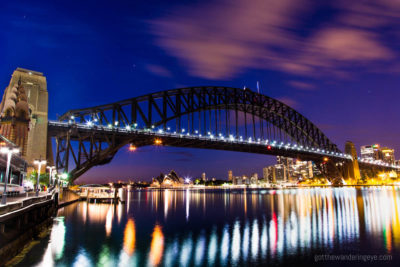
[0,192,48,205]
[0,192,54,216]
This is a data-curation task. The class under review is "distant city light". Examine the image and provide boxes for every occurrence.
[154,138,162,145]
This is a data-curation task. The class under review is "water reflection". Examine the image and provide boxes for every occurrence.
[18,187,400,266]
[123,218,136,256]
[105,207,113,237]
[149,224,164,266]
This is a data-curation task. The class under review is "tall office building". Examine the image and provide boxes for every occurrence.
[277,156,294,178]
[263,167,269,180]
[276,156,313,181]
[292,160,313,179]
[201,172,206,181]
[360,144,395,164]
[228,170,233,181]
[381,147,395,164]
[274,164,287,183]
[360,144,380,161]
[0,68,50,171]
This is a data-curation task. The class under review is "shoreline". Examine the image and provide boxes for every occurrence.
[140,184,400,191]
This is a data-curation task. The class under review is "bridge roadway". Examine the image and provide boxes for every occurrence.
[48,120,400,172]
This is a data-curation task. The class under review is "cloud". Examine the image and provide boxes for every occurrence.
[145,64,173,78]
[150,0,303,79]
[276,97,299,109]
[288,81,316,91]
[149,0,399,79]
[279,27,395,76]
[311,28,393,61]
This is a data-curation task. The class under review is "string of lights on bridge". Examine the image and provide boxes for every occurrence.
[51,118,400,170]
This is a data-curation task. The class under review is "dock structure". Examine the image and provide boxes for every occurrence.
[78,184,120,203]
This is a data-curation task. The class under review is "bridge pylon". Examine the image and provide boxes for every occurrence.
[343,141,361,184]
[0,68,52,174]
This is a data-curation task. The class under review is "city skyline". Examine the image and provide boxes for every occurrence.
[1,0,399,183]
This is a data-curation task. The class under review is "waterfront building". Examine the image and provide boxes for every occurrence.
[361,144,382,161]
[250,174,258,185]
[228,170,233,181]
[361,145,375,161]
[232,175,257,185]
[151,170,184,187]
[232,176,242,185]
[263,167,268,180]
[360,144,396,164]
[274,164,287,183]
[381,147,395,164]
[262,166,276,183]
[262,164,286,184]
[292,160,313,180]
[201,172,206,181]
[277,156,294,180]
[275,156,313,181]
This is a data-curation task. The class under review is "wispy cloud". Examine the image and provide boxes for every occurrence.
[287,81,316,91]
[150,0,399,80]
[150,0,303,79]
[276,97,300,109]
[145,64,173,78]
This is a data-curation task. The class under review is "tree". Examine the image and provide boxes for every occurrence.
[27,170,50,186]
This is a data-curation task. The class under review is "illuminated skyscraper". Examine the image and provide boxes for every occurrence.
[381,147,395,164]
[277,156,294,178]
[262,167,269,180]
[360,144,381,161]
[228,170,233,181]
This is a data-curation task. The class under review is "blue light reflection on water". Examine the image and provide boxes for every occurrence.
[17,187,400,266]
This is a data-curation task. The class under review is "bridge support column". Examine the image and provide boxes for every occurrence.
[343,141,361,184]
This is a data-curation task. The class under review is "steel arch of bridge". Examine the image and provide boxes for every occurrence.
[50,86,341,180]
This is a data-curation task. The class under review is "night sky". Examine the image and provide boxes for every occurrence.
[0,0,399,183]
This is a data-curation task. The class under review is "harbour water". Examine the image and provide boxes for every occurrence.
[15,187,400,266]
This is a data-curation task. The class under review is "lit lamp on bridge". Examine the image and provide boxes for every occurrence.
[47,166,56,187]
[34,158,47,197]
[0,146,20,205]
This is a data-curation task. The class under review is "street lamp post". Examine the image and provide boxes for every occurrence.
[46,166,55,187]
[52,171,57,188]
[1,147,19,205]
[61,173,68,187]
[34,159,47,197]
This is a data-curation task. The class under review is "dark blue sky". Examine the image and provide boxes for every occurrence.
[1,0,399,183]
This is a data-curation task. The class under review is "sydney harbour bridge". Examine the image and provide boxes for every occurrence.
[46,86,399,183]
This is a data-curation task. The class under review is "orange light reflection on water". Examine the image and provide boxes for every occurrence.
[149,224,164,266]
[123,218,136,255]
